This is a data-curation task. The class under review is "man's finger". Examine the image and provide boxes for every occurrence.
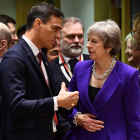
[61,82,66,90]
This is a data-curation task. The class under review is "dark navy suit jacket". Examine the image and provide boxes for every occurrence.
[64,60,140,140]
[0,38,59,140]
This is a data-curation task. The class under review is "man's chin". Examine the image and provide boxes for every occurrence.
[69,51,83,58]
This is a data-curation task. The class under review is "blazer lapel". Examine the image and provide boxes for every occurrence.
[77,60,98,116]
[93,61,121,112]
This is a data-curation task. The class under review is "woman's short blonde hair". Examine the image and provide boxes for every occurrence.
[125,33,139,50]
[87,19,121,55]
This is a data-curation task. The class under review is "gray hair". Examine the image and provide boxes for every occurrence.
[125,33,138,50]
[0,22,11,47]
[62,17,84,32]
[87,19,121,55]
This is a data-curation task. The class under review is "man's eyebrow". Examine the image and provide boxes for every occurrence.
[66,33,83,36]
[53,25,62,29]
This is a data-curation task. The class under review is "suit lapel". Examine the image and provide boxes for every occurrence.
[77,60,98,116]
[19,39,45,79]
[54,58,70,86]
[42,53,56,96]
[56,54,89,85]
[83,54,90,60]
[93,61,121,112]
[19,38,51,95]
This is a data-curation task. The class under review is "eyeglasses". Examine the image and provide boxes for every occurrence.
[130,30,137,37]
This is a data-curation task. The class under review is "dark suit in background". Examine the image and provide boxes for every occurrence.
[50,54,90,93]
[50,54,90,139]
[0,22,12,140]
[50,16,90,139]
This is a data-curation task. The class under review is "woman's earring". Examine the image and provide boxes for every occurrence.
[107,50,109,53]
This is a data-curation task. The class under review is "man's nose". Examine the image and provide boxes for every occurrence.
[56,31,60,39]
[14,34,18,41]
[74,36,79,43]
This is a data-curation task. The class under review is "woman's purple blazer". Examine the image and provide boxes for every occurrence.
[63,60,140,140]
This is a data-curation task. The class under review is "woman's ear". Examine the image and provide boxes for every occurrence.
[106,47,113,53]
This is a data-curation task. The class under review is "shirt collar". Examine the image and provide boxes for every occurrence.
[62,54,80,64]
[22,35,40,57]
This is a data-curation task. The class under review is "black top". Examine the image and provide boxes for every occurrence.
[88,85,101,103]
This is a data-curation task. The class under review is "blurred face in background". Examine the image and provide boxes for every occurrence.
[125,38,140,67]
[60,22,84,58]
[7,22,18,48]
[47,43,61,63]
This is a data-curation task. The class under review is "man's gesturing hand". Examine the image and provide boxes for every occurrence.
[56,82,79,108]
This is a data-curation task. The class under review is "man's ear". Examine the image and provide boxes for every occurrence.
[0,40,8,51]
[34,18,43,30]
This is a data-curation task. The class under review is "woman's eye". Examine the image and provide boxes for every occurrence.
[92,40,97,43]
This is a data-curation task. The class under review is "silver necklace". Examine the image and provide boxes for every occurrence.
[92,58,116,80]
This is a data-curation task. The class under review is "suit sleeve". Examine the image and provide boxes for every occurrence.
[1,51,54,120]
[124,70,140,140]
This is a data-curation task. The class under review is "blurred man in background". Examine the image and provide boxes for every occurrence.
[0,22,12,139]
[0,14,18,48]
[50,17,90,140]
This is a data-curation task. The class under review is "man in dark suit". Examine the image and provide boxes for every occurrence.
[0,3,79,140]
[0,22,12,139]
[50,17,90,140]
[0,14,18,48]
[0,22,11,61]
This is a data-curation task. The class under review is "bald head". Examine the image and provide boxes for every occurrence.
[0,22,12,58]
[0,22,11,47]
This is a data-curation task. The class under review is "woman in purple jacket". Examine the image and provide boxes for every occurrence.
[63,19,140,140]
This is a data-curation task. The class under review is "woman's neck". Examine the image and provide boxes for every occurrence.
[94,56,114,73]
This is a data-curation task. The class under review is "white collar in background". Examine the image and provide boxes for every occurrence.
[62,54,80,64]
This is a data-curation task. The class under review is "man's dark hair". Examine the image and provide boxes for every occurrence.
[17,24,26,38]
[26,2,64,30]
[0,14,16,26]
